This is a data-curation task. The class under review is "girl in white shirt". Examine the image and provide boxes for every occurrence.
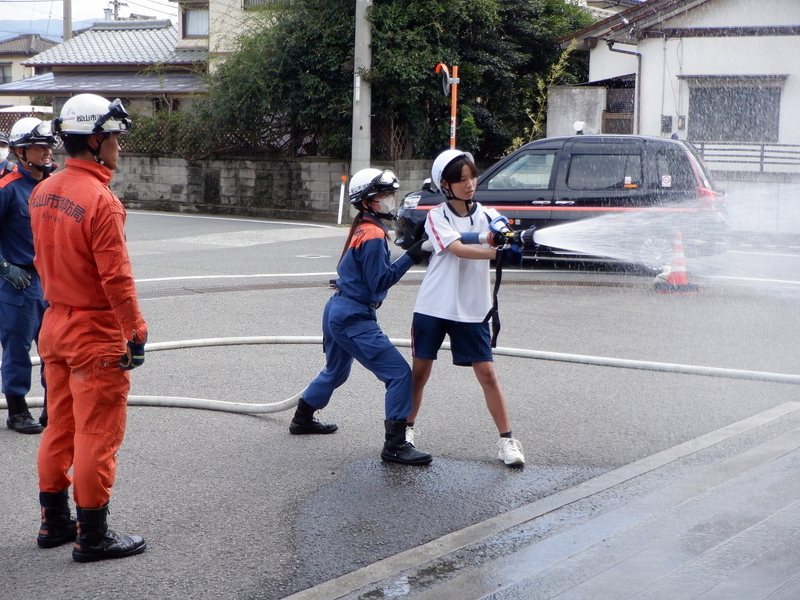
[409,149,525,466]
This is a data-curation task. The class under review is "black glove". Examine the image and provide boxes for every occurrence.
[406,239,432,265]
[498,244,523,267]
[0,259,31,290]
[119,335,147,370]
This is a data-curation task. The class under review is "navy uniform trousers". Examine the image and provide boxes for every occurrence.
[303,293,411,421]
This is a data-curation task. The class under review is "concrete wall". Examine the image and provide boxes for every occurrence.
[99,153,432,223]
[546,86,607,137]
[713,171,800,239]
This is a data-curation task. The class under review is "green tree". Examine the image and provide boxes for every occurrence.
[128,0,593,160]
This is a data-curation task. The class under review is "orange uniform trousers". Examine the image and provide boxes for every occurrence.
[37,304,130,509]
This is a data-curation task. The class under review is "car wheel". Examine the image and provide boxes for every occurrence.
[637,235,673,270]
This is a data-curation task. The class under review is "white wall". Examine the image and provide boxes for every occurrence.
[209,0,252,57]
[587,42,638,83]
[637,35,800,142]
[666,0,800,28]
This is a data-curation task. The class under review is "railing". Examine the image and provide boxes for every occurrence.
[694,142,800,173]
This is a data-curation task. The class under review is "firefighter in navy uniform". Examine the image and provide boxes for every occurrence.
[30,94,148,562]
[0,132,12,177]
[0,117,56,434]
[290,168,433,466]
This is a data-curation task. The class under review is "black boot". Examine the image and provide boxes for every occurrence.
[381,420,433,466]
[38,490,78,549]
[39,392,47,428]
[5,394,44,434]
[72,504,146,563]
[289,398,338,435]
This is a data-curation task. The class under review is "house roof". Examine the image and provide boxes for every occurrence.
[559,0,715,49]
[0,71,207,97]
[23,19,207,67]
[0,34,59,56]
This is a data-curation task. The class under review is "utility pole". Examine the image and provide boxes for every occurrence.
[63,0,72,41]
[350,0,371,179]
[110,0,128,20]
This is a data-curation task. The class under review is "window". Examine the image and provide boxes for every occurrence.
[654,149,696,190]
[243,0,268,8]
[153,98,180,113]
[566,154,642,191]
[183,7,209,38]
[486,153,556,190]
[0,64,12,85]
[682,76,785,143]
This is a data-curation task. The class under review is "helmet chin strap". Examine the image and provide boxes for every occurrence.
[92,135,106,165]
[20,149,55,177]
[442,187,473,206]
[364,205,396,221]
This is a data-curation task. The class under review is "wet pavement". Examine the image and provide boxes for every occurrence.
[1,211,799,599]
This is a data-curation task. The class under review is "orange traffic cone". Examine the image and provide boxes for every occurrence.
[654,232,698,294]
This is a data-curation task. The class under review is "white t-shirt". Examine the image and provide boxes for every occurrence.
[413,201,501,322]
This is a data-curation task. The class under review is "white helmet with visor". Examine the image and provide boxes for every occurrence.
[53,94,132,136]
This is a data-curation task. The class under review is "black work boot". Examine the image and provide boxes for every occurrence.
[38,490,78,549]
[72,504,146,563]
[381,420,433,466]
[5,394,44,434]
[289,398,338,435]
[39,394,48,428]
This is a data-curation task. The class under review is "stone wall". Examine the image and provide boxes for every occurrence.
[96,153,432,223]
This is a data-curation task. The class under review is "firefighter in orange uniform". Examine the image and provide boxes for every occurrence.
[29,94,148,562]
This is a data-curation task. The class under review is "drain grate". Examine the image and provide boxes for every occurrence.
[138,275,653,300]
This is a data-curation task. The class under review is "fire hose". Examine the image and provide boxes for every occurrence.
[2,336,799,414]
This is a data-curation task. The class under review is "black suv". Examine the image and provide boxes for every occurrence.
[395,135,727,267]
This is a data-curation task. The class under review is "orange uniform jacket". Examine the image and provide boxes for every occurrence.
[29,158,147,342]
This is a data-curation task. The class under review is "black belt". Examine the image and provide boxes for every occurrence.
[334,289,382,310]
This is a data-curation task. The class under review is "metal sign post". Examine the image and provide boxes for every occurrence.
[435,63,459,149]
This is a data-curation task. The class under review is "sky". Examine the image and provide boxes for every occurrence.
[0,0,179,28]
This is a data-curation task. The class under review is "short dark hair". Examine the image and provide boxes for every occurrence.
[61,133,94,157]
[441,155,478,187]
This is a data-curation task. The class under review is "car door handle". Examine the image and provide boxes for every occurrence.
[531,200,550,205]
[555,200,575,205]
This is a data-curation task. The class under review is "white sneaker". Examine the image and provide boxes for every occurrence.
[497,437,525,465]
[405,426,415,447]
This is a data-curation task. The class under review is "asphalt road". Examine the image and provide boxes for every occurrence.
[2,211,799,599]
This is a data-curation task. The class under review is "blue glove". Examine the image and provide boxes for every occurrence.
[0,259,31,290]
[119,338,146,370]
[489,216,512,247]
[489,215,511,235]
[500,244,523,267]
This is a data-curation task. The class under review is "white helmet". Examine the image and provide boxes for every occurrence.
[9,117,56,147]
[53,94,132,136]
[348,168,400,206]
[430,149,475,197]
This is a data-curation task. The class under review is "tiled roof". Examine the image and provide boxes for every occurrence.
[0,71,207,95]
[24,20,207,66]
[0,34,59,56]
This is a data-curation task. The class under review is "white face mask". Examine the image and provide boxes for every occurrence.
[0,147,8,162]
[376,194,396,215]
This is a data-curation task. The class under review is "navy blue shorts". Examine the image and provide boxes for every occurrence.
[411,313,493,366]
